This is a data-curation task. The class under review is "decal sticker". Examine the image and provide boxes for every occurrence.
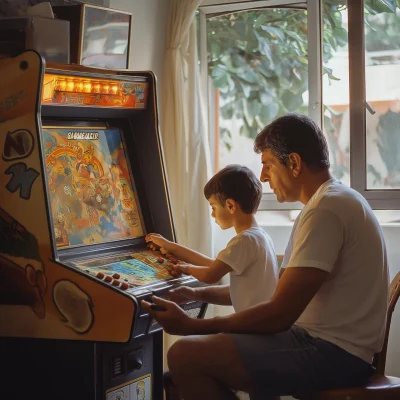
[53,280,94,334]
[3,129,35,161]
[5,162,40,200]
[0,257,47,319]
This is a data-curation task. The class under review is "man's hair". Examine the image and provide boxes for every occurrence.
[204,165,262,214]
[253,113,330,172]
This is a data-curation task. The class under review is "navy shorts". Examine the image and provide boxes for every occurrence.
[230,325,374,400]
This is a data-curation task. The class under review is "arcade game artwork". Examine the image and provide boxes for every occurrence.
[43,126,144,247]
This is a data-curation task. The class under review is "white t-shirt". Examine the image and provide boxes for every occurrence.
[217,227,278,312]
[282,179,389,363]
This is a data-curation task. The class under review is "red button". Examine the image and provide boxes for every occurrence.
[96,272,105,279]
[112,273,120,279]
[121,282,129,290]
[112,279,120,286]
[105,276,112,282]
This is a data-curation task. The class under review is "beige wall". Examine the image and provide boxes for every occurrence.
[110,0,171,96]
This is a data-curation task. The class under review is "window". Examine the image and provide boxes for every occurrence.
[200,0,320,210]
[198,0,400,218]
[349,1,400,209]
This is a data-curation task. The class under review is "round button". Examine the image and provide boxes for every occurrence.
[96,272,105,279]
[121,282,129,290]
[105,276,112,282]
[112,273,120,279]
[112,279,120,286]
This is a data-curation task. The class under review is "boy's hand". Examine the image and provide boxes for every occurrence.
[166,263,185,277]
[167,286,197,304]
[145,233,172,253]
[169,262,193,276]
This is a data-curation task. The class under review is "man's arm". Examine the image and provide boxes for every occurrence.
[142,266,328,336]
[197,266,328,333]
[195,284,232,305]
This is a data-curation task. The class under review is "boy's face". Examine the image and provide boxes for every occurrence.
[260,149,298,203]
[208,195,234,230]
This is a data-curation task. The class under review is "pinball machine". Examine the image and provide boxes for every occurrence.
[0,51,207,400]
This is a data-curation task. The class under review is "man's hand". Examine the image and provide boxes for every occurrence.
[167,286,197,304]
[141,296,198,335]
[145,233,172,253]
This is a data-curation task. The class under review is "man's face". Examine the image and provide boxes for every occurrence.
[260,149,297,203]
[208,194,233,230]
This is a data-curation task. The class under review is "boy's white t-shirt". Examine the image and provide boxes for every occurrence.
[282,179,389,363]
[217,227,278,312]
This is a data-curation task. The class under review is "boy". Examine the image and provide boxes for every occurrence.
[146,164,278,312]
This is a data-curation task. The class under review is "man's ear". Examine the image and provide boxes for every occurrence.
[288,153,302,177]
[225,198,237,214]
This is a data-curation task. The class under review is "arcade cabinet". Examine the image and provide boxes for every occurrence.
[0,51,206,400]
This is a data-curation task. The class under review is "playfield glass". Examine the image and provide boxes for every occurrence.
[42,126,144,248]
[75,250,175,287]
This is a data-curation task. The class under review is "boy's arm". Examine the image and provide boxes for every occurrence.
[195,284,232,305]
[178,259,232,284]
[167,242,214,266]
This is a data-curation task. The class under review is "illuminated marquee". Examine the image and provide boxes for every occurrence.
[42,73,148,109]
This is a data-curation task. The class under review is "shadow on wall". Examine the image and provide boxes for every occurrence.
[0,0,108,17]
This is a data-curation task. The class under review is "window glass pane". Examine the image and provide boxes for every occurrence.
[365,6,400,189]
[207,8,309,193]
[322,1,350,186]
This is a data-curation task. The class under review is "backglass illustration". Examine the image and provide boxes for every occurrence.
[42,126,144,248]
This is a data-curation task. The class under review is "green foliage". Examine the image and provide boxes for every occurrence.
[207,1,398,146]
[207,2,348,145]
[365,8,400,52]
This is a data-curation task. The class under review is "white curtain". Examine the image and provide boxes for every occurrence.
[161,0,213,257]
[161,0,214,361]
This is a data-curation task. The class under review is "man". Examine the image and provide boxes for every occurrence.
[142,113,389,400]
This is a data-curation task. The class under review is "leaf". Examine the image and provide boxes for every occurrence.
[281,90,304,112]
[254,14,267,28]
[285,30,307,44]
[260,92,273,105]
[239,81,251,98]
[260,25,285,40]
[211,66,229,88]
[239,124,249,137]
[241,69,260,84]
[221,103,234,119]
[371,0,397,12]
[260,103,279,121]
[246,100,262,118]
[210,41,221,59]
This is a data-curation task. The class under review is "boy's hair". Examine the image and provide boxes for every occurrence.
[253,113,330,172]
[204,165,262,214]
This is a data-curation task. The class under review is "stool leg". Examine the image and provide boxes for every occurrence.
[164,371,181,400]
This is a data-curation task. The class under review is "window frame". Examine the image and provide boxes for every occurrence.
[199,0,400,211]
[348,1,400,209]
